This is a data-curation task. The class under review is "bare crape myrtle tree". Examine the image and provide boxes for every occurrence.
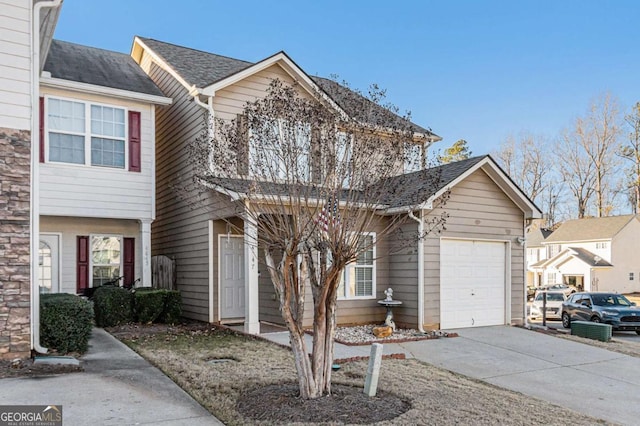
[190,79,448,399]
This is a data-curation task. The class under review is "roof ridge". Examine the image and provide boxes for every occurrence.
[136,36,254,66]
[52,39,130,57]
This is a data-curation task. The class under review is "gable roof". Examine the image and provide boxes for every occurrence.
[540,247,613,269]
[43,40,166,98]
[527,226,553,247]
[135,37,253,89]
[544,215,637,243]
[199,155,541,218]
[134,37,438,139]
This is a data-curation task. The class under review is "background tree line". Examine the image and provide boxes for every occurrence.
[440,94,640,225]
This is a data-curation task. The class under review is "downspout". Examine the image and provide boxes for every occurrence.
[408,210,425,333]
[189,85,215,134]
[523,219,533,329]
[31,0,63,354]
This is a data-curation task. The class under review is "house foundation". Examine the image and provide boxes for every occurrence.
[0,128,32,359]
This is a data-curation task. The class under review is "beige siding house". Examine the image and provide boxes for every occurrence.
[537,215,640,293]
[0,0,63,359]
[132,37,541,333]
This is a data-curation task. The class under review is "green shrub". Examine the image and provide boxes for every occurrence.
[134,289,165,323]
[133,288,182,324]
[93,286,134,327]
[159,290,182,324]
[40,293,94,354]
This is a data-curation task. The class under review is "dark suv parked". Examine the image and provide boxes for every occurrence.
[561,292,640,334]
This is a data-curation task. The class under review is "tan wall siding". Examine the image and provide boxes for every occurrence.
[38,87,156,220]
[422,169,525,327]
[142,59,238,322]
[40,216,141,294]
[389,221,420,328]
[0,0,31,130]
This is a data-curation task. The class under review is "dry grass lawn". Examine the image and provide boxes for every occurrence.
[113,323,612,426]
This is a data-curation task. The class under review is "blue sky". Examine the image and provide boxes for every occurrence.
[53,0,640,155]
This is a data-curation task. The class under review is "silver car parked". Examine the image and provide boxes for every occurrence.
[561,292,640,334]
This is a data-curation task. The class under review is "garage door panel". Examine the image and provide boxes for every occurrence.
[440,239,506,329]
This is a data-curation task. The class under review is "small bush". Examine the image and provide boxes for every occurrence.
[133,288,182,324]
[159,290,182,324]
[40,293,94,354]
[134,289,165,323]
[93,286,134,327]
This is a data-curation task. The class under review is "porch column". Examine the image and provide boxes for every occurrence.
[244,208,260,334]
[140,219,152,287]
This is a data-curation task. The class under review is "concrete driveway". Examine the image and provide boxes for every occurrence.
[398,326,640,425]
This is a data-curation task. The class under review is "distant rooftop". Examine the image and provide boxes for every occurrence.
[544,215,637,243]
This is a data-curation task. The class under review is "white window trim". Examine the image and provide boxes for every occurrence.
[89,233,123,288]
[45,95,129,170]
[338,232,377,300]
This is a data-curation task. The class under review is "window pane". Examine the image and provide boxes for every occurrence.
[91,236,121,264]
[91,137,125,168]
[355,266,373,296]
[49,133,85,164]
[48,98,85,133]
[39,241,52,294]
[93,266,120,286]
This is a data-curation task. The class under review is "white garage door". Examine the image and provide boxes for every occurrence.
[440,239,506,329]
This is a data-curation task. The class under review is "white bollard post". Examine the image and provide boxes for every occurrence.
[364,343,383,396]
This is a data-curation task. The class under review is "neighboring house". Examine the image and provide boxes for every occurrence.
[536,215,640,293]
[525,219,553,287]
[0,2,170,359]
[131,37,541,333]
[39,40,170,296]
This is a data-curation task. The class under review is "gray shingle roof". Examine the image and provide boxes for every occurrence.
[137,37,253,88]
[44,40,165,97]
[378,156,487,208]
[201,155,488,210]
[544,215,637,243]
[568,247,613,267]
[136,37,438,138]
[527,226,553,247]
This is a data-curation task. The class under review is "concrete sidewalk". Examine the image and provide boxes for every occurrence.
[0,328,222,426]
[263,326,640,425]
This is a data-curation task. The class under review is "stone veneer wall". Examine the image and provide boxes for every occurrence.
[0,128,31,359]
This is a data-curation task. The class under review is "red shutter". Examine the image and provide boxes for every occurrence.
[123,237,135,287]
[39,97,45,163]
[77,236,89,294]
[128,111,141,172]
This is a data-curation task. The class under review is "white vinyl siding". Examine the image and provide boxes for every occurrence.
[0,0,32,130]
[39,87,155,220]
[40,216,140,295]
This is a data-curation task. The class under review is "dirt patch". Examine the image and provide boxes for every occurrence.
[0,358,82,379]
[118,322,612,425]
[237,383,410,424]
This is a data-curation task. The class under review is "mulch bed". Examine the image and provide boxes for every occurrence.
[237,383,411,424]
[0,358,83,379]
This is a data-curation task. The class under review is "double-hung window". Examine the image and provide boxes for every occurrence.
[91,235,121,286]
[338,233,376,299]
[248,118,310,181]
[404,142,423,173]
[47,97,127,169]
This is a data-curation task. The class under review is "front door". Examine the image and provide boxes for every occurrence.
[39,234,60,293]
[220,236,245,320]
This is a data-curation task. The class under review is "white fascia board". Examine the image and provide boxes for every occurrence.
[132,37,195,95]
[479,160,542,218]
[542,237,612,245]
[200,53,349,119]
[40,76,172,105]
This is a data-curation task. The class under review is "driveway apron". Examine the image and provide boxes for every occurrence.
[399,326,640,425]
